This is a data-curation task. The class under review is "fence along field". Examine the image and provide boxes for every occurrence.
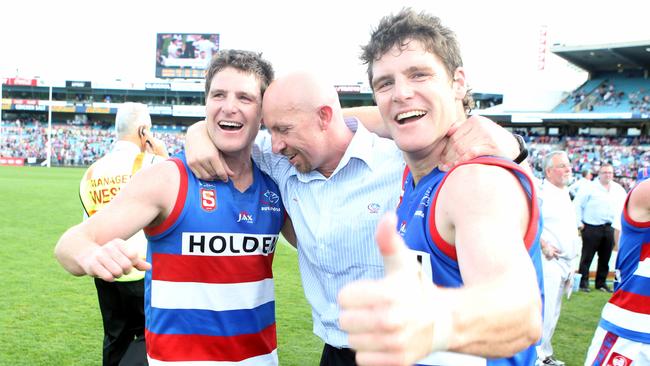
[0,166,608,365]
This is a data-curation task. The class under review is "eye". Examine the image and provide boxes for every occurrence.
[374,79,393,92]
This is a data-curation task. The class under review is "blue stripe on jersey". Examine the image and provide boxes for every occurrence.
[618,275,650,297]
[147,301,276,337]
[599,318,650,344]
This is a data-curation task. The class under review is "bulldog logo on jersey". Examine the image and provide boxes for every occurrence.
[261,190,281,213]
[262,190,279,204]
[200,188,217,212]
[608,353,632,366]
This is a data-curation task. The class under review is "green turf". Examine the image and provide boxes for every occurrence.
[0,165,611,365]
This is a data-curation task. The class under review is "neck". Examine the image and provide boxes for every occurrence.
[121,136,145,152]
[223,151,253,192]
[404,137,446,185]
[317,123,354,178]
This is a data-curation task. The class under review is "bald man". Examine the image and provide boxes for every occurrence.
[183,71,525,366]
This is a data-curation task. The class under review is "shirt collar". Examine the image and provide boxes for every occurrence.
[339,116,379,171]
[112,140,142,154]
[291,117,379,182]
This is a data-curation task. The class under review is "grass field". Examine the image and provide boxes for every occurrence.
[0,165,610,365]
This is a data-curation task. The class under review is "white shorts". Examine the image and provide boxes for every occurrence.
[584,326,650,365]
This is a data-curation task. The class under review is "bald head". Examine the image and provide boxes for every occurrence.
[115,102,152,140]
[261,71,353,178]
[263,71,341,117]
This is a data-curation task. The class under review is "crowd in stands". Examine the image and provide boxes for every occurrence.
[2,119,649,191]
[0,119,184,166]
[527,134,650,191]
[564,79,650,114]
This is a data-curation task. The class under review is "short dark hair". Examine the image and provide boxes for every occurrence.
[361,8,474,112]
[204,49,274,99]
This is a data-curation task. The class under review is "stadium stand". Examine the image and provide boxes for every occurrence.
[2,41,649,190]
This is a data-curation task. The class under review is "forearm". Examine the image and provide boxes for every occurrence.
[444,271,541,357]
[342,106,389,138]
[54,225,100,276]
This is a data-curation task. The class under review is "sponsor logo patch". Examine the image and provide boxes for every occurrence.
[367,203,380,213]
[607,353,632,366]
[237,211,254,223]
[200,188,217,211]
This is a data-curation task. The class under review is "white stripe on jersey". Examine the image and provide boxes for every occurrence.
[151,278,275,311]
[633,258,650,278]
[148,349,279,366]
[602,302,650,333]
[181,233,278,256]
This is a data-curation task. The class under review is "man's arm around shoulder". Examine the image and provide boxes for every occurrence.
[55,161,181,281]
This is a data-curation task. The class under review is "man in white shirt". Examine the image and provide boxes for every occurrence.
[574,163,627,292]
[568,168,592,199]
[536,151,581,366]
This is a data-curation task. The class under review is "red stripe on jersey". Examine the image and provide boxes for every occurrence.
[641,243,650,262]
[145,323,276,362]
[398,166,411,208]
[610,289,650,315]
[428,157,539,261]
[152,252,274,284]
[145,158,188,236]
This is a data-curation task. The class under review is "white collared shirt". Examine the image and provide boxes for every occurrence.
[252,120,405,347]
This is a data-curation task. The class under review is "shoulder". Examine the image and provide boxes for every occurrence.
[629,180,650,212]
[438,161,531,215]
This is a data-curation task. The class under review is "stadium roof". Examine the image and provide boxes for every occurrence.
[551,40,650,73]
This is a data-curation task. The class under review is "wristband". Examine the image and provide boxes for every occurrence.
[512,134,529,164]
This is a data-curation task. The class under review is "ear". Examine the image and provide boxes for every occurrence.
[452,67,468,100]
[317,105,333,131]
[138,126,148,150]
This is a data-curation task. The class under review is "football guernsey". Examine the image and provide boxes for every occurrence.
[144,152,285,365]
[396,156,544,366]
[598,189,650,343]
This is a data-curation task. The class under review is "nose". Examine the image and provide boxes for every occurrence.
[221,95,239,115]
[271,133,286,154]
[391,78,414,103]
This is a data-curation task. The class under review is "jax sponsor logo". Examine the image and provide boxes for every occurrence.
[261,190,282,212]
[182,232,278,256]
[367,203,380,213]
[237,211,254,223]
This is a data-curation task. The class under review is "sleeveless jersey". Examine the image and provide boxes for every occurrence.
[396,156,544,366]
[143,152,285,365]
[80,141,161,282]
[598,187,650,343]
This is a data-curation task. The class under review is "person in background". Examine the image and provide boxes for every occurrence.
[574,163,627,293]
[78,102,168,366]
[536,151,581,366]
[569,168,593,200]
[584,168,650,364]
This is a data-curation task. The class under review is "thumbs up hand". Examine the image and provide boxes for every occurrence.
[338,213,451,366]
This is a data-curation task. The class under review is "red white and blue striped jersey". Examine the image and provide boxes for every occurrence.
[143,152,285,365]
[396,156,544,366]
[598,188,650,343]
